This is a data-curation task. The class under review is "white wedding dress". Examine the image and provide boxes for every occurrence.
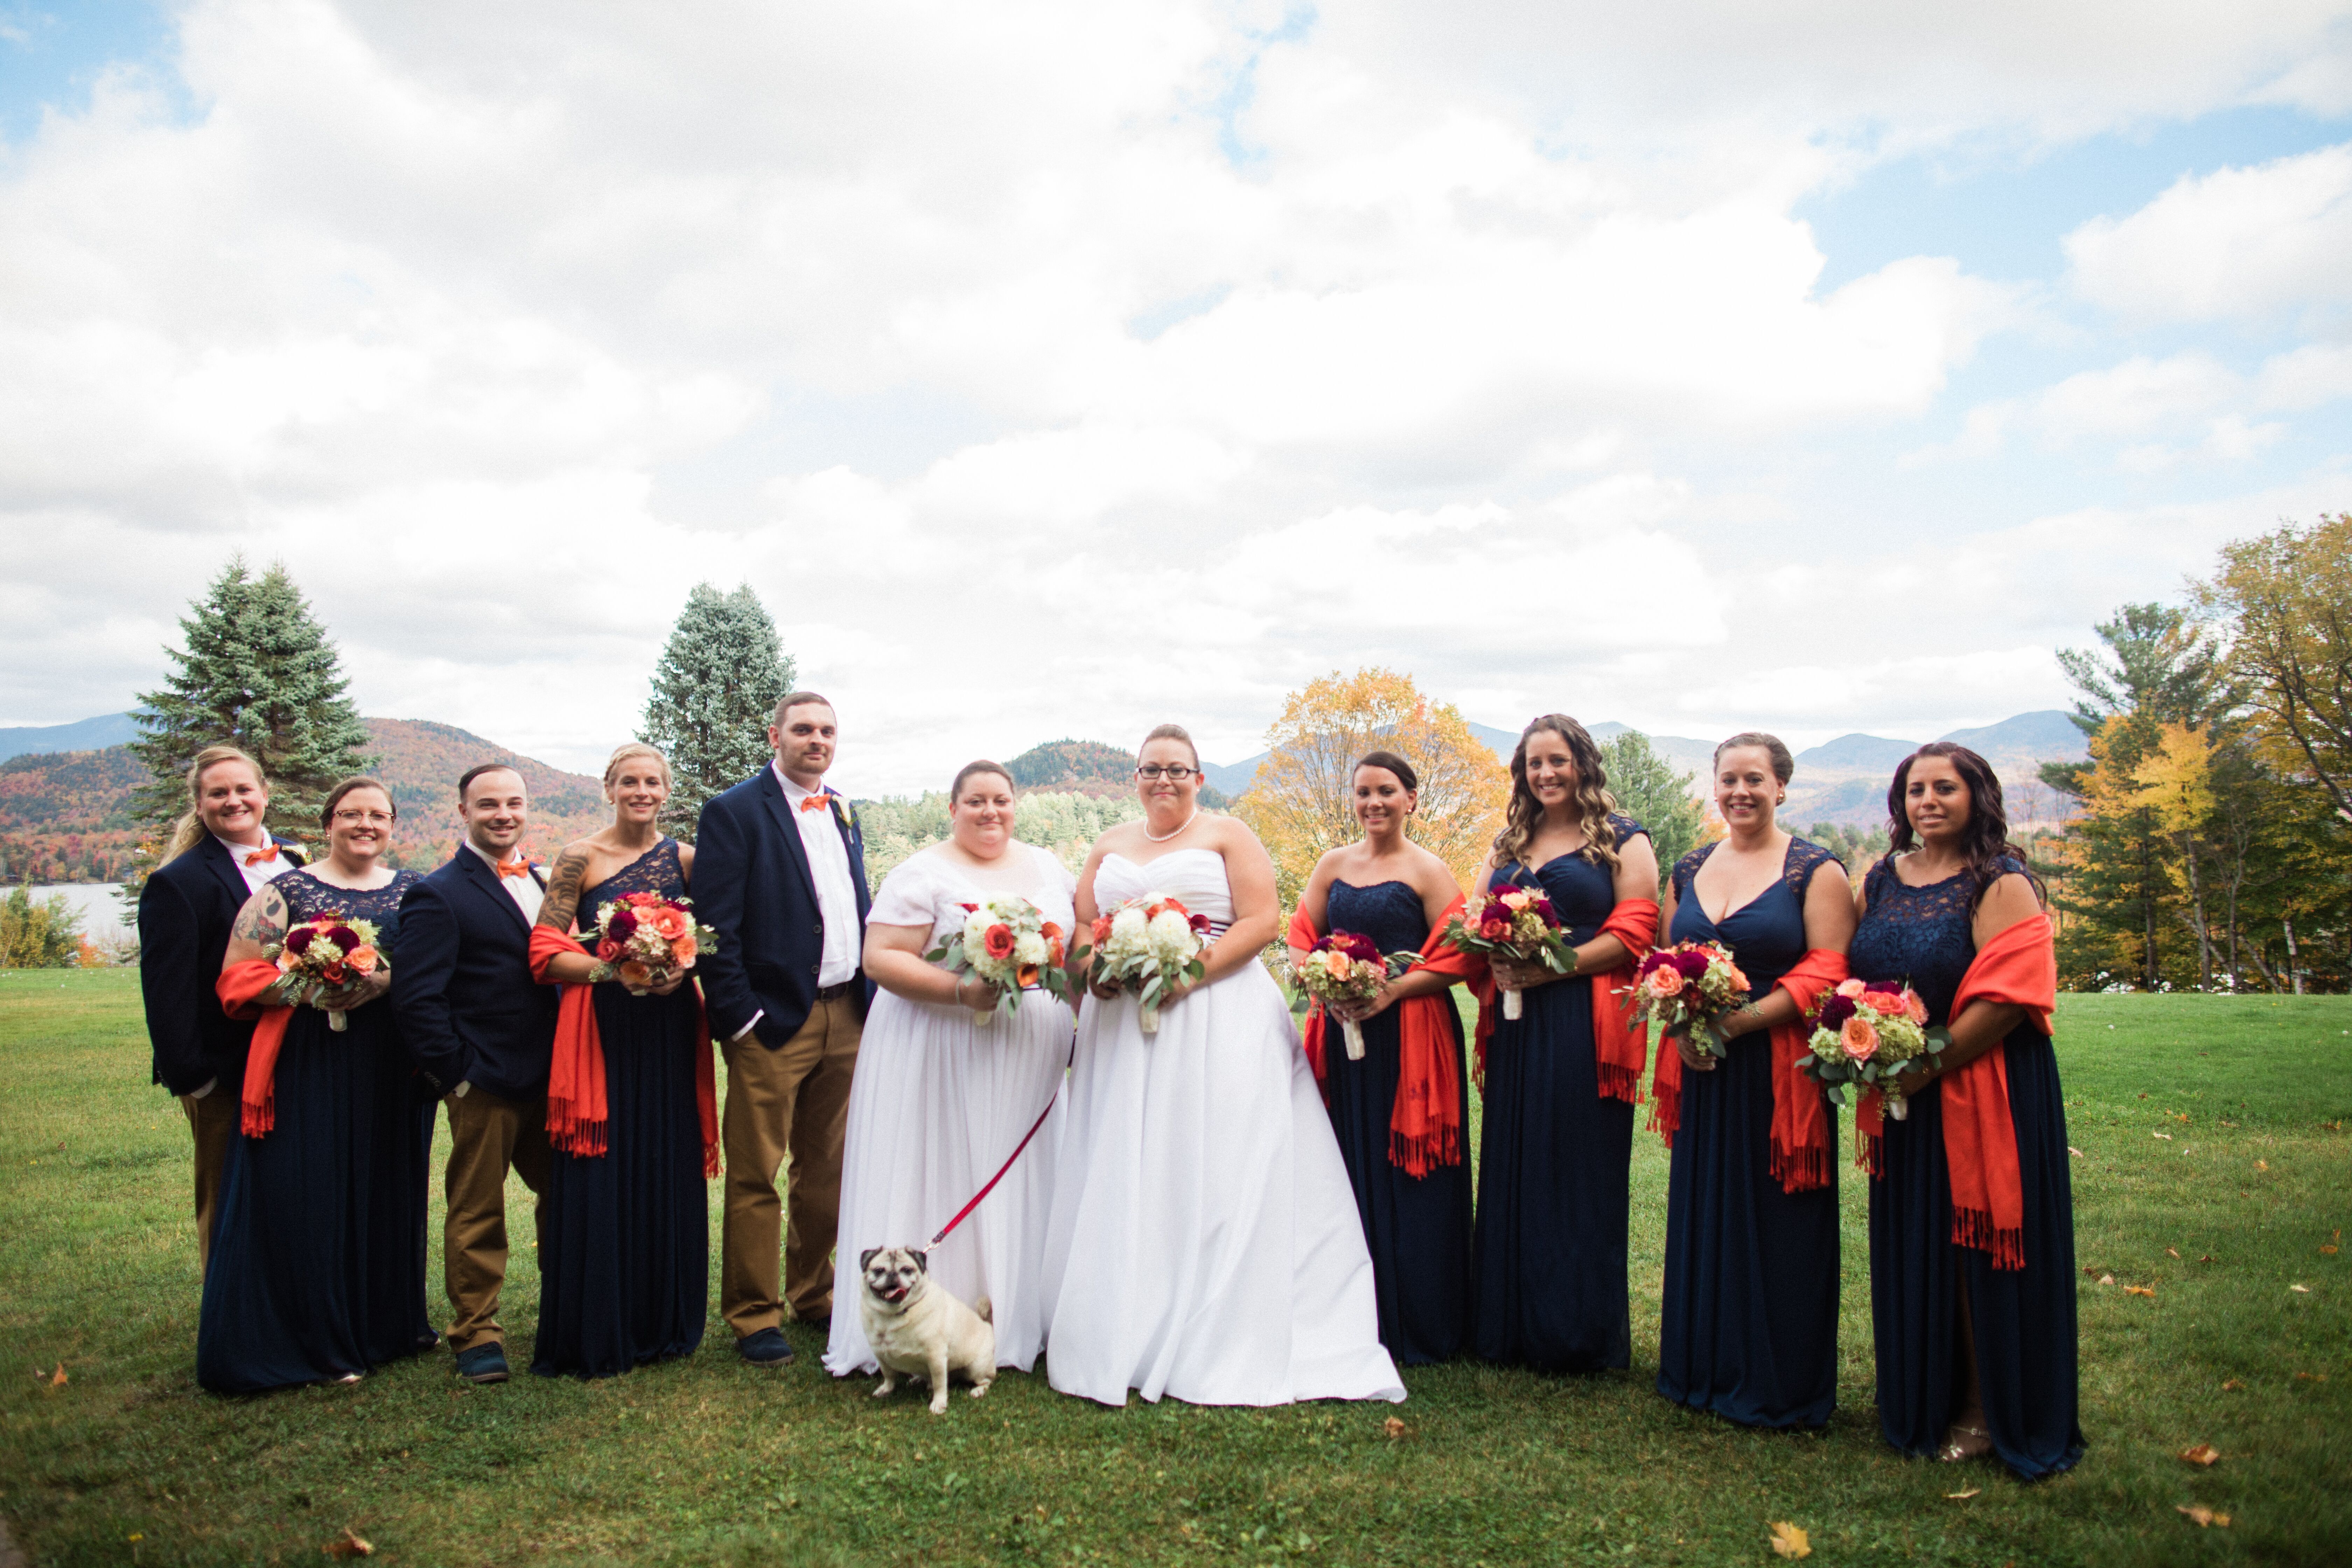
[824,843,1077,1376]
[1038,848,1405,1406]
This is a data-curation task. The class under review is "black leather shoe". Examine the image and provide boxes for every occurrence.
[737,1328,794,1367]
[454,1344,511,1384]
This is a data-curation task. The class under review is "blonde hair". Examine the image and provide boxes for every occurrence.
[603,742,672,791]
[157,746,269,867]
[1491,715,1620,872]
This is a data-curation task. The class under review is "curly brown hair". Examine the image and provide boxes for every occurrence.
[1491,714,1619,872]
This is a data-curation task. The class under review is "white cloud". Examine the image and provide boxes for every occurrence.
[2065,142,2352,322]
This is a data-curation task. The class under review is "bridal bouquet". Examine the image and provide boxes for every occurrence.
[1801,979,1944,1119]
[589,890,716,995]
[925,893,1074,1024]
[1442,883,1575,1019]
[267,912,384,1032]
[1624,940,1751,1059]
[1090,892,1212,1035]
[1288,930,1418,1061]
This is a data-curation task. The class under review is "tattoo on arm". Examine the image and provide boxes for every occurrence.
[538,848,590,934]
[233,885,288,947]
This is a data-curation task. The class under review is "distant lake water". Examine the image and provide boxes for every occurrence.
[18,883,133,930]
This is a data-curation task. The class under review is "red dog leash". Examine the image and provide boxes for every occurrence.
[928,1034,1074,1248]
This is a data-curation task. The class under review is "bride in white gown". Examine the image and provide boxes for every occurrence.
[1039,723,1404,1406]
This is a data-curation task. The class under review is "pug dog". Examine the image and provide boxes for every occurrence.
[858,1246,996,1415]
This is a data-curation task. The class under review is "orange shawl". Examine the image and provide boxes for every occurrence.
[1587,900,1660,1102]
[219,959,294,1137]
[1648,947,1848,1194]
[530,926,719,1178]
[1858,913,2050,1271]
[1290,899,1464,1177]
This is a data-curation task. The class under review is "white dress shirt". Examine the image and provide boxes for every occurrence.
[215,832,298,897]
[775,761,861,987]
[465,838,545,923]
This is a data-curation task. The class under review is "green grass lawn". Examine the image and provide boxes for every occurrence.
[1,974,2346,1567]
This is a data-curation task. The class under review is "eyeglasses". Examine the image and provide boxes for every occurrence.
[332,809,394,825]
[1135,765,1198,781]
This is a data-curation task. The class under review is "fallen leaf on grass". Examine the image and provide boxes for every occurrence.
[2291,1284,2311,1293]
[2222,1379,2244,1391]
[2097,1274,2115,1286]
[1768,1521,1810,1559]
[2167,1247,2182,1258]
[2068,1146,2084,1157]
[1946,1488,1980,1500]
[2257,1160,2269,1171]
[2199,1255,2215,1263]
[2177,1505,2231,1528]
[2153,1132,2173,1141]
[324,1528,374,1558]
[45,1364,66,1387]
[2180,1444,2220,1467]
[2295,1371,2326,1382]
[2124,1285,2156,1298]
[1382,1417,1406,1439]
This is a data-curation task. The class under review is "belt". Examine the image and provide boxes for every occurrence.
[815,980,860,1002]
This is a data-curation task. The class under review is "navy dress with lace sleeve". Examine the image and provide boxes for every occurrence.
[1322,877,1472,1365]
[531,838,709,1378]
[1655,838,1842,1429]
[1852,855,2084,1478]
[197,868,436,1393]
[1469,814,1649,1372]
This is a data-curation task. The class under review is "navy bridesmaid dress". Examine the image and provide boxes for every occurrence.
[1656,838,1841,1428]
[198,868,436,1393]
[1853,856,2085,1478]
[1323,878,1473,1365]
[1470,815,1648,1373]
[532,838,709,1378]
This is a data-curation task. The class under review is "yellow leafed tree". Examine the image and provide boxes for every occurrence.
[1234,668,1510,907]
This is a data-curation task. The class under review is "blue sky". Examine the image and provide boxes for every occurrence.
[1,2,2348,787]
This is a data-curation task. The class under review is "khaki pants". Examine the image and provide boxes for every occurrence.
[721,993,862,1335]
[180,1087,240,1275]
[441,1085,552,1354]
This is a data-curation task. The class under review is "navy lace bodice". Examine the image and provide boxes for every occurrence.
[1328,878,1431,956]
[1849,855,2027,1027]
[1491,813,1649,942]
[578,838,687,916]
[279,867,421,946]
[1667,838,1839,994]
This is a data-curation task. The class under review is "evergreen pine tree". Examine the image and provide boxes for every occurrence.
[1596,730,1707,895]
[127,557,376,884]
[638,583,794,839]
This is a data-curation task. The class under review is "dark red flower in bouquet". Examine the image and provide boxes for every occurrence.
[1673,949,1710,979]
[1814,994,1857,1030]
[325,925,361,953]
[607,909,639,940]
[284,927,315,955]
[1326,931,1380,964]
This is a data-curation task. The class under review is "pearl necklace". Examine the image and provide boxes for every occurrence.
[1144,808,1199,843]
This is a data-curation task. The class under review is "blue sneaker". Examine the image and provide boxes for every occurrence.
[737,1328,794,1367]
[454,1343,511,1384]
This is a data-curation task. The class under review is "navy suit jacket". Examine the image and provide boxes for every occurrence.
[137,833,307,1096]
[390,848,559,1101]
[693,767,873,1047]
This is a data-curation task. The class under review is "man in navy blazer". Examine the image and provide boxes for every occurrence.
[137,747,307,1272]
[390,763,560,1384]
[694,691,872,1366]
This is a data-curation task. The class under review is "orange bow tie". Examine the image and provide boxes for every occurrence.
[243,844,280,867]
[798,793,831,814]
[495,857,532,879]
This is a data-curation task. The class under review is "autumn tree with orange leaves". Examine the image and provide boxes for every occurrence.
[1234,668,1508,908]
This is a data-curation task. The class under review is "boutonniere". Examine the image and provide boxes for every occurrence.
[833,796,858,834]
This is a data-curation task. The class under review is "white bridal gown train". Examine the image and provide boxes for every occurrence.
[825,843,1076,1376]
[1038,847,1405,1406]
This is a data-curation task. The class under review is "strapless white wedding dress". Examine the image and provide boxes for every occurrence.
[1038,848,1404,1406]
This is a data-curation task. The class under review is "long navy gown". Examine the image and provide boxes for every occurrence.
[532,839,709,1378]
[1656,838,1841,1428]
[1853,856,2085,1478]
[1470,816,1649,1373]
[197,868,436,1393]
[1324,878,1472,1366]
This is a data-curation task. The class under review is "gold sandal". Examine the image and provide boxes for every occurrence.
[1938,1423,1992,1462]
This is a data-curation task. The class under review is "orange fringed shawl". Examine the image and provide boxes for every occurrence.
[1290,898,1464,1177]
[218,959,294,1137]
[529,925,719,1178]
[1857,912,2051,1271]
[1647,947,1849,1194]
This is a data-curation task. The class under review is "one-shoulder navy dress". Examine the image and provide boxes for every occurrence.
[532,839,709,1378]
[1852,856,2085,1478]
[1470,816,1649,1373]
[1656,838,1841,1428]
[1323,878,1472,1366]
[198,868,436,1393]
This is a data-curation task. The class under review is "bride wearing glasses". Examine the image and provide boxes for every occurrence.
[1038,724,1404,1406]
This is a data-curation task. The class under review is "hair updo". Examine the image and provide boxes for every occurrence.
[951,759,1014,799]
[1712,731,1795,784]
[1138,723,1200,769]
[602,742,672,790]
[1353,750,1419,791]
